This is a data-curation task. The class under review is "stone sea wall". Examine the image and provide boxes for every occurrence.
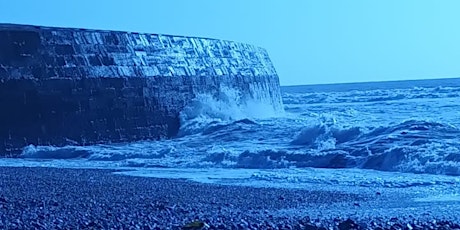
[0,24,282,156]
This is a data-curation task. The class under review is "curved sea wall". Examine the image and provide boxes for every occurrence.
[0,24,282,156]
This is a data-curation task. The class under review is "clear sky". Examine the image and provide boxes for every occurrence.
[1,0,460,85]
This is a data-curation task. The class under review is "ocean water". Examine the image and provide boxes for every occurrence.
[2,78,460,188]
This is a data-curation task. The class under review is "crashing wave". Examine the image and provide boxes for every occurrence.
[15,83,460,177]
[19,117,460,176]
[178,86,283,136]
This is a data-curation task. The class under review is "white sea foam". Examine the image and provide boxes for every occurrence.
[9,82,460,176]
[178,86,283,136]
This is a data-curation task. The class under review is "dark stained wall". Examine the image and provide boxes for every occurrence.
[0,24,282,156]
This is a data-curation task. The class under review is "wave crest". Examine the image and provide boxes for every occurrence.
[285,119,460,175]
[178,87,281,136]
[283,86,460,105]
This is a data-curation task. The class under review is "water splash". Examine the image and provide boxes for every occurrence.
[12,81,460,176]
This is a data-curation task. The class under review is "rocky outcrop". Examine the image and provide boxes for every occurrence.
[0,24,282,156]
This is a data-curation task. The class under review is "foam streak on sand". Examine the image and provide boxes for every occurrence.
[1,167,460,229]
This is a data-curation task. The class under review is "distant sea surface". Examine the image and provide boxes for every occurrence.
[3,78,460,183]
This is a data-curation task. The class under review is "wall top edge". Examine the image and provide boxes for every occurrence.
[0,23,264,50]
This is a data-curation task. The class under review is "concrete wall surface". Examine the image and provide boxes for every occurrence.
[0,24,282,156]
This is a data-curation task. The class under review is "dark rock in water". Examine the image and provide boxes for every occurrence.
[0,24,282,156]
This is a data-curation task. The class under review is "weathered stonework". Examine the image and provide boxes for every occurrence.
[0,24,282,156]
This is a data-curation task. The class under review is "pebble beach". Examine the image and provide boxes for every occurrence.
[1,166,460,229]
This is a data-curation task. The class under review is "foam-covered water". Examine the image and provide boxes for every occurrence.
[4,78,460,178]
